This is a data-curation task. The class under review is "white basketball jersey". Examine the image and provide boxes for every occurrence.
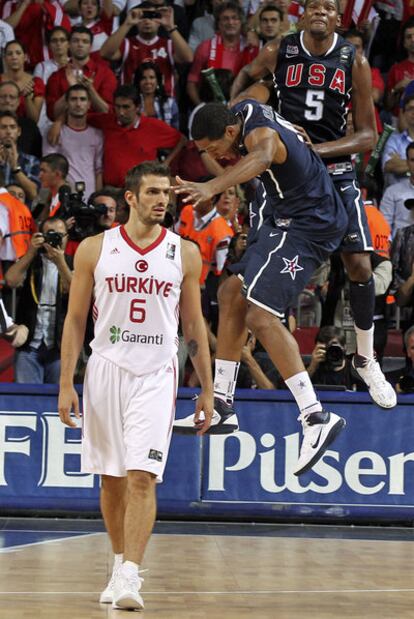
[91,225,183,376]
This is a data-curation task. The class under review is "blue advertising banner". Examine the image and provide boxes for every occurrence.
[0,385,413,521]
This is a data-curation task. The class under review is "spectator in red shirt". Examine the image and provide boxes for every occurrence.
[2,0,71,70]
[46,25,117,120]
[0,40,45,124]
[385,17,414,121]
[187,1,259,107]
[88,84,186,187]
[100,1,193,96]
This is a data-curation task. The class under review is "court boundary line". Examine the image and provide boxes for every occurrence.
[0,531,102,553]
[0,588,413,595]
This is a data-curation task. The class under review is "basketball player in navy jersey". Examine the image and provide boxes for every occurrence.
[174,100,348,476]
[58,162,214,610]
[229,0,396,408]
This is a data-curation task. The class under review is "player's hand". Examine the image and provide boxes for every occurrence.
[194,390,214,436]
[173,176,214,207]
[58,385,81,428]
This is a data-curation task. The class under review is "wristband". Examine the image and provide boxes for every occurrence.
[12,166,22,174]
[168,26,178,34]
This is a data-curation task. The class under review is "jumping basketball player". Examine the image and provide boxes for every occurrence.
[228,0,396,409]
[58,161,214,611]
[174,100,348,476]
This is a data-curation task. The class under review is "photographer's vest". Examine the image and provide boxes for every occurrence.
[0,189,34,260]
[177,204,233,285]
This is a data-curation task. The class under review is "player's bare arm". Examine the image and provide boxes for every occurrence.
[173,127,285,206]
[58,234,103,428]
[179,239,214,435]
[230,40,279,100]
[314,54,376,159]
[230,81,272,107]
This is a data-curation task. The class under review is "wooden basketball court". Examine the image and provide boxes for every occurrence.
[1,518,413,618]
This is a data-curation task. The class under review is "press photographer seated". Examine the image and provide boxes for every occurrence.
[307,326,359,390]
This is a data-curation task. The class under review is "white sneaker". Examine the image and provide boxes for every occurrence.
[112,567,144,611]
[99,567,119,604]
[352,354,397,409]
[294,410,346,476]
[173,397,239,435]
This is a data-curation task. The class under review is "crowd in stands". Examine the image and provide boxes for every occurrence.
[2,0,414,394]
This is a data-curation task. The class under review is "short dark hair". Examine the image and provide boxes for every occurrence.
[114,84,140,106]
[0,80,20,96]
[47,26,70,44]
[70,25,93,44]
[65,84,90,101]
[0,110,18,122]
[4,39,26,55]
[315,325,345,346]
[89,186,120,206]
[344,28,364,43]
[39,216,68,232]
[214,1,245,30]
[192,103,237,141]
[259,4,283,22]
[125,161,170,194]
[41,153,69,178]
[78,0,100,11]
[406,142,414,159]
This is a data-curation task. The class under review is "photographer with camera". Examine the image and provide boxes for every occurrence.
[380,142,414,237]
[388,325,414,393]
[307,326,359,390]
[36,153,70,221]
[5,216,72,383]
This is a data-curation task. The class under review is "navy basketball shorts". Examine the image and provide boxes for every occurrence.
[334,178,373,253]
[233,222,332,318]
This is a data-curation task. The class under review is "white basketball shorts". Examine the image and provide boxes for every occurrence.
[82,352,178,481]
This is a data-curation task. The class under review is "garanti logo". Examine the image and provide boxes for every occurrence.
[109,325,121,344]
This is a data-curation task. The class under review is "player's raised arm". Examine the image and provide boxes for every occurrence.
[179,239,214,435]
[230,40,280,100]
[58,235,102,427]
[314,54,376,159]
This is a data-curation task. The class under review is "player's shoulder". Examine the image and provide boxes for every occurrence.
[74,232,104,268]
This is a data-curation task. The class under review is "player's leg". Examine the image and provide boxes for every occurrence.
[337,178,396,408]
[99,475,127,603]
[174,274,246,434]
[113,358,177,610]
[245,303,345,476]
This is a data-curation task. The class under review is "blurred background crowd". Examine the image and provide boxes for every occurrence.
[1,0,414,394]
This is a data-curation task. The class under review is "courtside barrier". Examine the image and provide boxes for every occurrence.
[0,385,413,522]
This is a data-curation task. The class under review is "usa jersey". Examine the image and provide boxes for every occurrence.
[91,226,182,376]
[232,99,346,237]
[273,31,355,168]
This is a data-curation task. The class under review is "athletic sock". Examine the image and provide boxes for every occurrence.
[122,560,139,576]
[214,359,240,404]
[285,371,322,415]
[354,325,375,360]
[113,553,123,571]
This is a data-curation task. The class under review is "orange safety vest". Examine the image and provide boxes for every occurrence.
[177,204,234,284]
[0,190,35,259]
[364,203,391,259]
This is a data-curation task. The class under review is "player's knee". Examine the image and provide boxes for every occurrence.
[127,470,156,498]
[246,304,281,336]
[217,275,242,308]
[342,253,372,282]
[101,474,127,498]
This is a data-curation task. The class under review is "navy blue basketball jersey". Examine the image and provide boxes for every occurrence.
[273,31,355,168]
[232,99,345,236]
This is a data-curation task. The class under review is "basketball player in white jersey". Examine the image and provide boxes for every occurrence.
[58,161,214,611]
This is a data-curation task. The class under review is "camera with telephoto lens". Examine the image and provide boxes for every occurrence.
[59,182,108,241]
[404,199,414,211]
[324,343,345,368]
[398,374,414,393]
[42,229,64,248]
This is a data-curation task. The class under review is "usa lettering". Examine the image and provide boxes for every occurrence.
[105,274,173,297]
[285,63,345,94]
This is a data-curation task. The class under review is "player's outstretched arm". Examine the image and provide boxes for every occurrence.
[58,235,102,428]
[314,54,376,159]
[230,40,279,100]
[179,240,214,435]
